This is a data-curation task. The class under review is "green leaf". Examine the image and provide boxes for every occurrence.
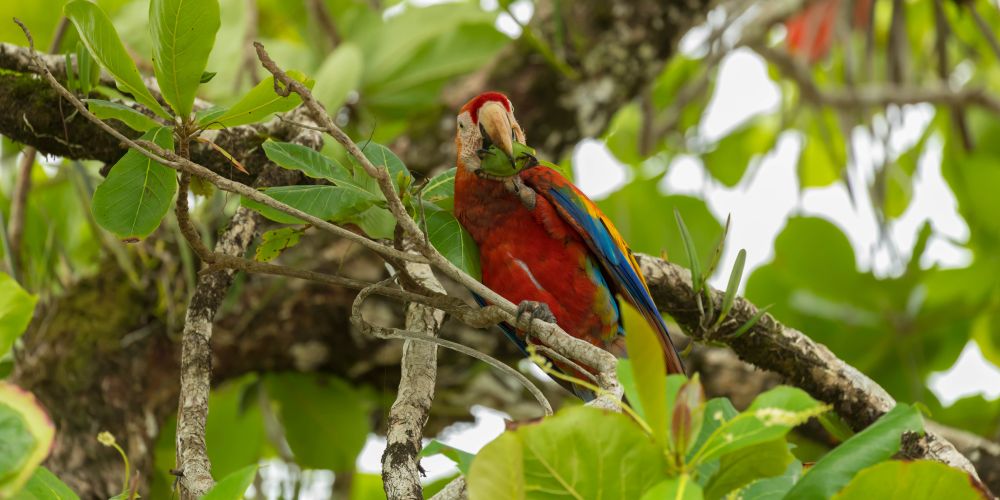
[702,117,778,187]
[254,227,304,262]
[703,439,793,500]
[798,111,845,188]
[0,383,55,497]
[738,459,802,500]
[423,205,480,280]
[621,302,668,447]
[204,71,313,128]
[467,407,668,500]
[240,185,377,225]
[0,273,37,359]
[466,433,523,500]
[785,404,924,500]
[641,475,704,500]
[717,248,746,326]
[420,167,456,211]
[312,43,363,113]
[199,71,217,84]
[692,386,825,464]
[91,127,176,240]
[833,460,987,500]
[264,373,370,471]
[421,440,475,475]
[604,103,643,165]
[201,464,257,500]
[261,141,352,185]
[150,0,220,118]
[351,142,412,193]
[64,0,170,119]
[347,206,396,240]
[205,377,266,479]
[675,209,703,292]
[13,467,79,500]
[83,99,159,132]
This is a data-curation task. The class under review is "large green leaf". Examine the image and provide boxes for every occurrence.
[703,439,793,500]
[346,206,396,240]
[702,116,778,187]
[149,0,220,118]
[420,440,475,475]
[604,103,643,166]
[420,167,456,211]
[240,185,377,225]
[64,0,170,119]
[205,377,265,479]
[312,43,363,113]
[621,302,668,448]
[466,433,523,500]
[0,383,55,497]
[264,373,370,471]
[640,475,704,500]
[798,111,845,188]
[737,459,802,500]
[691,386,824,464]
[201,464,257,500]
[262,141,353,185]
[467,406,668,500]
[83,99,160,132]
[351,142,412,193]
[833,460,987,500]
[91,127,176,240]
[0,273,37,359]
[423,205,480,280]
[203,71,313,128]
[785,404,924,500]
[13,467,79,500]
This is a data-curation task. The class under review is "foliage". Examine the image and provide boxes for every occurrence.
[1,0,999,497]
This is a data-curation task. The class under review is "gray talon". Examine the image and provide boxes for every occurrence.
[515,301,556,331]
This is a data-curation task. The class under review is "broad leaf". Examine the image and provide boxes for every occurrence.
[621,302,668,448]
[703,439,793,500]
[204,71,313,128]
[0,273,37,359]
[201,464,257,500]
[702,116,778,187]
[641,475,704,500]
[254,227,304,262]
[84,99,159,132]
[261,141,352,185]
[91,127,176,240]
[351,142,412,193]
[205,377,265,479]
[312,43,363,113]
[692,386,825,464]
[421,167,455,211]
[738,459,803,500]
[64,0,170,119]
[423,205,480,279]
[346,206,396,239]
[467,406,668,500]
[240,185,377,225]
[264,373,370,471]
[785,404,924,499]
[0,383,55,497]
[150,0,221,118]
[833,460,987,500]
[15,466,79,500]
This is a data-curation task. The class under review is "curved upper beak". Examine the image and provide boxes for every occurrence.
[478,101,514,160]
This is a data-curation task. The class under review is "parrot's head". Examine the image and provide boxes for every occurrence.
[456,92,529,176]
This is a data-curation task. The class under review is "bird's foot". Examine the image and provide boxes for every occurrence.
[504,176,536,209]
[515,300,556,332]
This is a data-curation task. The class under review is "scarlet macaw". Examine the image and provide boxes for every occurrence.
[452,92,684,400]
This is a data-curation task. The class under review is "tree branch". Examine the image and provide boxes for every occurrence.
[636,254,985,485]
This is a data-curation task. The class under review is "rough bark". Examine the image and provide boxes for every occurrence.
[381,248,447,499]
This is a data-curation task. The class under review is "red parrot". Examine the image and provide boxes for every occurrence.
[452,92,684,400]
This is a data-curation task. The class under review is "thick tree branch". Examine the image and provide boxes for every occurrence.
[381,242,447,499]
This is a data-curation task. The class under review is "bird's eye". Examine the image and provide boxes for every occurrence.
[458,121,464,129]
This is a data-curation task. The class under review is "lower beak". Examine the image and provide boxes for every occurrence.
[478,102,514,160]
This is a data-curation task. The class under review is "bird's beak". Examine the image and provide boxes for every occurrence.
[478,101,514,160]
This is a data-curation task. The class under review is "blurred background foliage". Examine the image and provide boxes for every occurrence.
[2,0,1000,498]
